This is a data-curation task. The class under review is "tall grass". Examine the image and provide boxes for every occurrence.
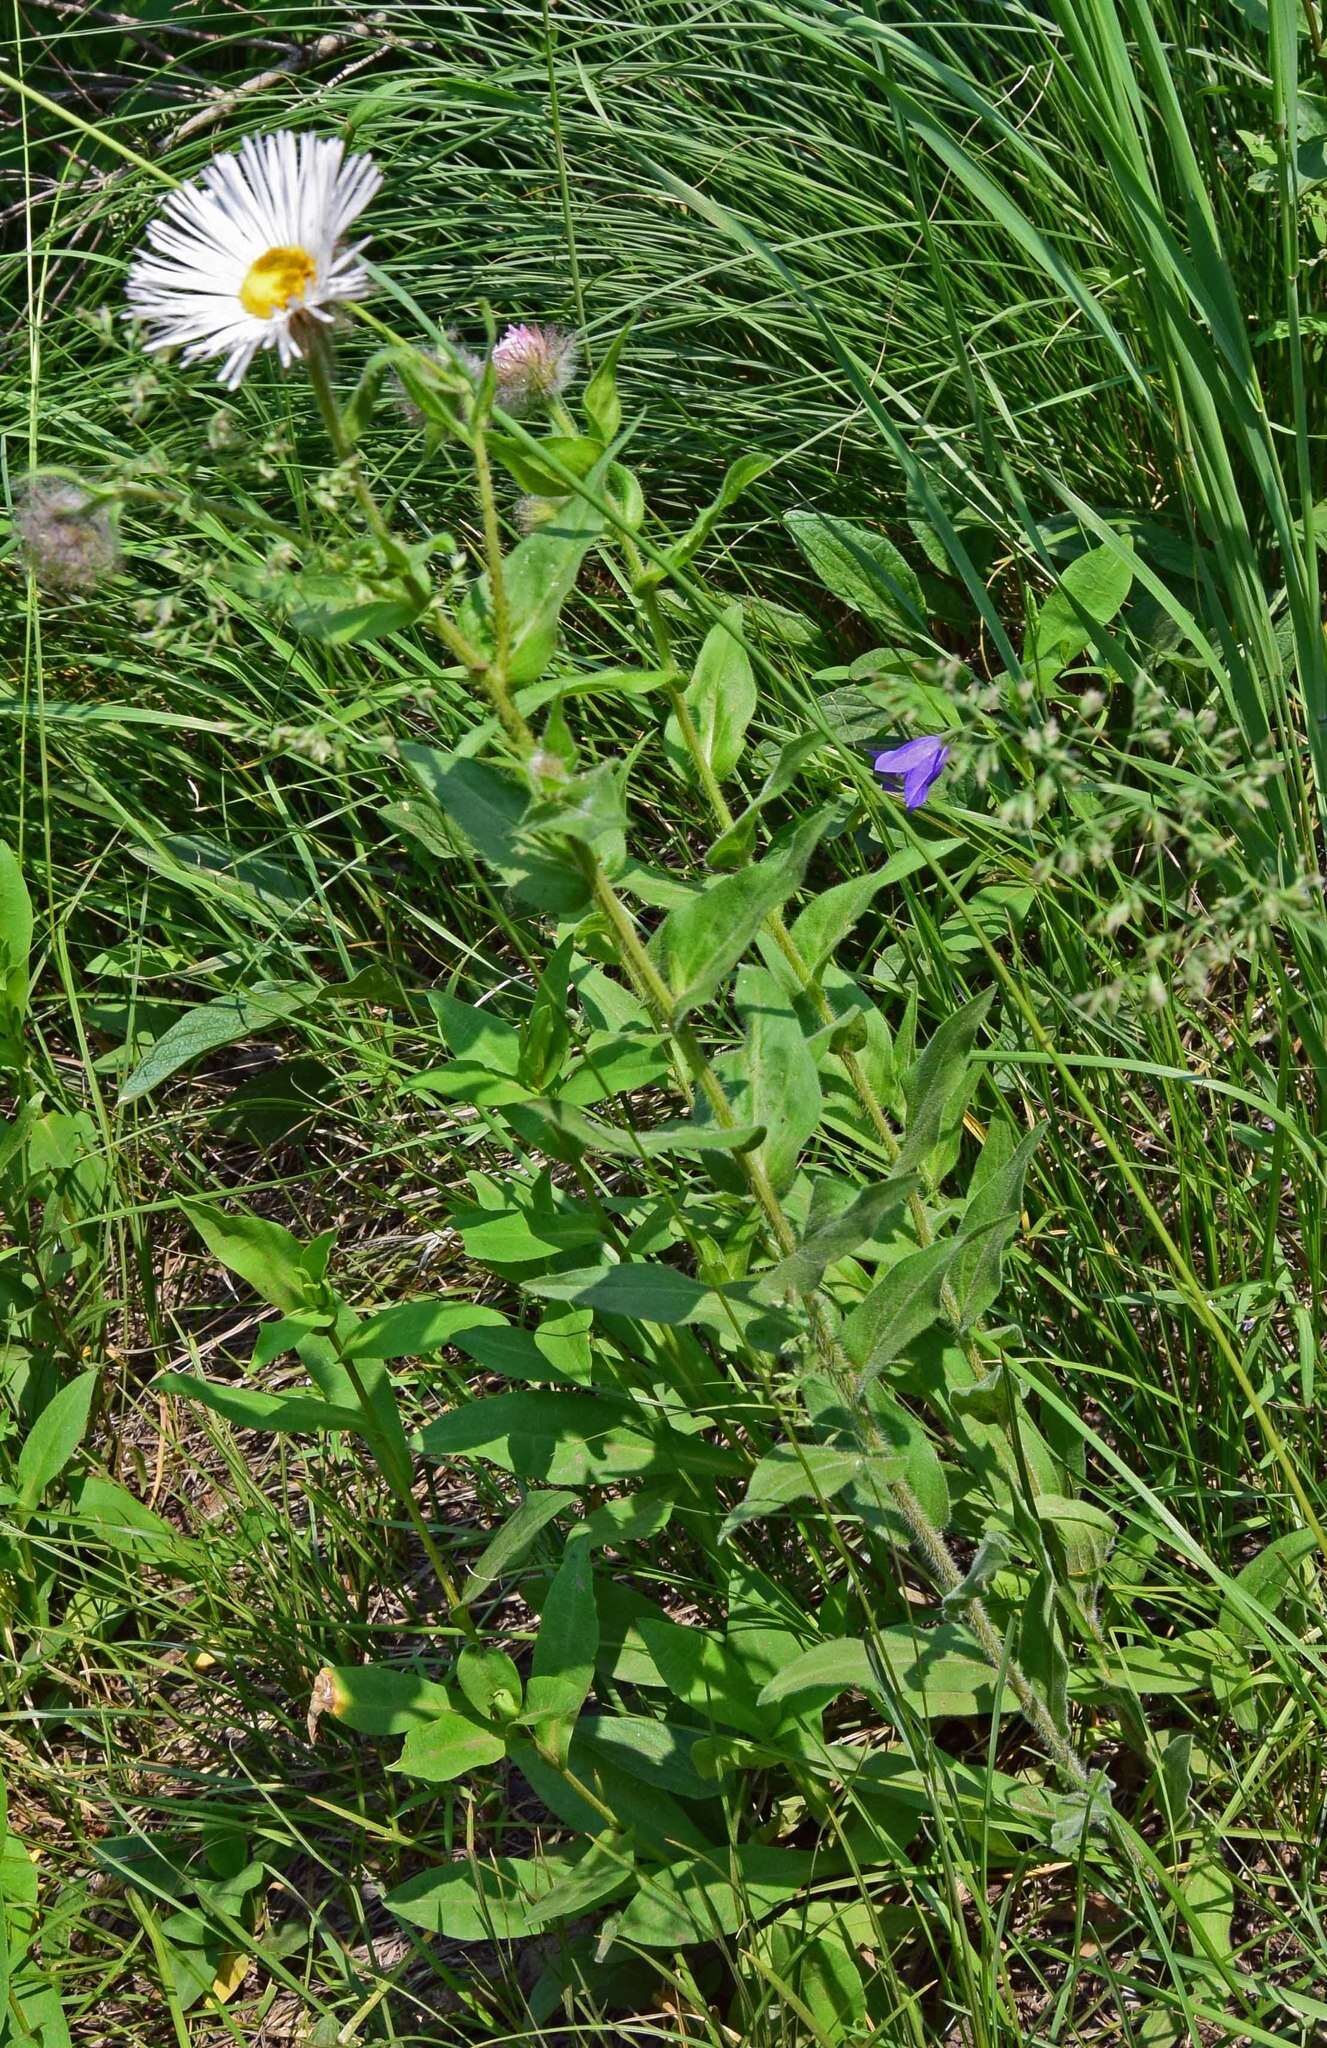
[3,0,1327,2042]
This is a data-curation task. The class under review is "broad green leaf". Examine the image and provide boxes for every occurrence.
[519,1096,765,1161]
[1218,1528,1319,1648]
[635,1617,768,1736]
[416,1390,740,1484]
[898,990,994,1177]
[157,1372,363,1437]
[184,1202,322,1313]
[488,431,605,496]
[757,1174,918,1296]
[786,840,960,984]
[731,966,822,1192]
[427,992,522,1074]
[0,841,32,1023]
[344,1299,504,1362]
[401,748,591,915]
[719,1444,872,1541]
[1025,543,1133,680]
[582,325,629,442]
[785,509,926,634]
[524,1530,597,1757]
[616,1843,819,1947]
[523,1260,716,1324]
[665,605,756,782]
[280,567,425,646]
[312,1663,452,1736]
[456,486,604,683]
[843,1239,962,1387]
[949,1124,1044,1329]
[69,1475,185,1564]
[518,937,575,1089]
[120,986,316,1104]
[460,1489,577,1603]
[386,1850,599,1941]
[392,1709,507,1783]
[582,1486,676,1550]
[455,1646,523,1725]
[652,807,839,1020]
[575,1713,710,1799]
[15,1370,97,1519]
[1183,1836,1234,1963]
[759,1626,1011,1721]
[1034,1495,1115,1583]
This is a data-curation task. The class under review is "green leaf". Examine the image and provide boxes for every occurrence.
[184,1201,322,1313]
[843,1239,962,1388]
[1025,543,1133,680]
[651,807,839,1020]
[519,938,575,1090]
[786,841,958,984]
[759,1626,1011,1721]
[157,1373,363,1437]
[523,1260,716,1324]
[582,325,630,443]
[120,985,316,1104]
[392,1709,507,1783]
[635,1617,770,1736]
[525,1530,597,1758]
[719,1444,871,1540]
[729,966,822,1193]
[489,432,605,496]
[650,453,774,584]
[456,487,604,683]
[757,1174,918,1296]
[455,1646,523,1725]
[519,1096,765,1162]
[313,1662,452,1736]
[460,1490,578,1603]
[416,1389,740,1484]
[15,1370,97,1519]
[616,1843,818,1947]
[0,841,32,1025]
[343,1298,504,1362]
[949,1124,1044,1329]
[898,990,994,1177]
[400,747,591,916]
[1182,1835,1235,1963]
[386,1850,597,1941]
[427,991,522,1074]
[281,568,425,646]
[785,509,926,634]
[1034,1495,1116,1584]
[665,605,756,783]
[1218,1527,1319,1648]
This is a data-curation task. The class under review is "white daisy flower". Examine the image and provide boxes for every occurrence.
[126,131,383,391]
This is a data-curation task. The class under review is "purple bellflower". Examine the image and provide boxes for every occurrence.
[872,735,950,810]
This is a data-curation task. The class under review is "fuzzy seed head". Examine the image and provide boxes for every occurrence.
[13,477,119,592]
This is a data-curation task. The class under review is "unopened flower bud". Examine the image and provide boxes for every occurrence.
[490,322,578,412]
[13,476,119,592]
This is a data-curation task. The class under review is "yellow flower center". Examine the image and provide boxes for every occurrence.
[239,246,316,320]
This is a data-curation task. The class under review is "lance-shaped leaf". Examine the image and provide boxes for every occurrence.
[650,806,841,1021]
[456,485,604,683]
[719,1443,878,1541]
[665,605,756,783]
[519,1096,765,1161]
[401,747,591,915]
[898,989,994,1177]
[785,509,927,635]
[949,1123,1044,1328]
[755,1174,919,1296]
